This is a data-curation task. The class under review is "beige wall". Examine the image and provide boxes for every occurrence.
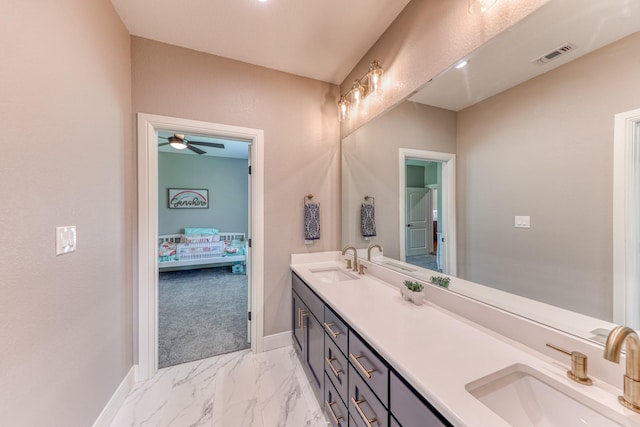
[132,37,341,336]
[457,32,640,319]
[342,101,456,257]
[0,0,133,426]
[340,0,550,137]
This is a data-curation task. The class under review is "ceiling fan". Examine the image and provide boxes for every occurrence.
[159,134,225,155]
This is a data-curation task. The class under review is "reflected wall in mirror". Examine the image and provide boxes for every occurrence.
[341,0,640,343]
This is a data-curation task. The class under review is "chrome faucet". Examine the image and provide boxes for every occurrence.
[367,243,382,261]
[604,326,640,413]
[341,246,358,271]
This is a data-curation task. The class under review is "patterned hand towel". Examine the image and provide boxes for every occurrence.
[361,203,376,237]
[304,203,321,241]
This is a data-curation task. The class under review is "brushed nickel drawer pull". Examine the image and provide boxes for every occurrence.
[324,322,342,338]
[325,356,343,377]
[326,400,343,425]
[298,308,308,329]
[351,397,377,427]
[350,353,375,379]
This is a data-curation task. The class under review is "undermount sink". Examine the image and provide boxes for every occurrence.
[466,364,624,427]
[382,261,418,273]
[309,267,359,283]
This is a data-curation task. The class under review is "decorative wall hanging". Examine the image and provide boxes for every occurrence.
[168,188,209,209]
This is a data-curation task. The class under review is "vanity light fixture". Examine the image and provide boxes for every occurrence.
[338,59,384,122]
[469,0,498,13]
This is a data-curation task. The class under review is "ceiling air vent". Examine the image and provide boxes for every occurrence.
[531,43,577,65]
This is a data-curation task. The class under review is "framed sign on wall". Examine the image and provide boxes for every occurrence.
[168,188,209,209]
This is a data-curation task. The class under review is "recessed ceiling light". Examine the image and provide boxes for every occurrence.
[257,0,268,2]
[455,60,468,69]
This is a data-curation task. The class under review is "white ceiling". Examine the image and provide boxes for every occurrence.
[410,0,640,111]
[109,0,411,84]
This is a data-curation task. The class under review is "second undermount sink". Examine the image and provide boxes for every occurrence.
[466,364,625,427]
[382,261,418,273]
[309,267,359,283]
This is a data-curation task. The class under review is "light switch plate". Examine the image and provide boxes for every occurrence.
[56,226,77,255]
[514,216,530,228]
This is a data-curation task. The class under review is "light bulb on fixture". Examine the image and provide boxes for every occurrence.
[368,60,384,94]
[469,0,498,13]
[351,80,365,106]
[338,96,350,122]
[169,136,188,149]
[455,60,468,69]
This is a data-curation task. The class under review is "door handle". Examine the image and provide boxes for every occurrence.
[406,224,412,227]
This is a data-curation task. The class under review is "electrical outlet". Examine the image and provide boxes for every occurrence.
[514,216,530,229]
[56,226,77,255]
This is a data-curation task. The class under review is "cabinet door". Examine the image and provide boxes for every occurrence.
[306,308,325,395]
[292,291,305,354]
[390,372,450,427]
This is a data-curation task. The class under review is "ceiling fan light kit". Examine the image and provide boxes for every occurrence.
[159,134,225,155]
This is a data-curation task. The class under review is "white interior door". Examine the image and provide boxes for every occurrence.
[405,187,431,257]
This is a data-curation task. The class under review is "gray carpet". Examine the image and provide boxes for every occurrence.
[158,267,249,368]
[406,254,440,272]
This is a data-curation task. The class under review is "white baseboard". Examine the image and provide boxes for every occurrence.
[92,365,138,427]
[263,331,292,351]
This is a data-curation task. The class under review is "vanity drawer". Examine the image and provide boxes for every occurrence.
[325,334,348,403]
[292,272,324,321]
[324,373,348,427]
[390,372,450,427]
[349,364,388,427]
[349,330,389,407]
[324,306,348,355]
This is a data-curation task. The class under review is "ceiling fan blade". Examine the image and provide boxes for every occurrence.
[187,145,206,155]
[188,141,225,149]
[158,142,171,147]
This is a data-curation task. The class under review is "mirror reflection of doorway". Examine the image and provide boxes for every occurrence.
[157,131,251,368]
[405,160,442,272]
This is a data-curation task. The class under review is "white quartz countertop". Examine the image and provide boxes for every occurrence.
[290,252,639,427]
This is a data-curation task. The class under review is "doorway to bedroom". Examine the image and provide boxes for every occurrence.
[157,131,251,368]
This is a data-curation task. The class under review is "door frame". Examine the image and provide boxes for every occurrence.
[137,113,265,381]
[613,108,640,328]
[398,148,457,276]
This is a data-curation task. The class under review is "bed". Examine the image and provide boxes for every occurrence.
[158,231,247,272]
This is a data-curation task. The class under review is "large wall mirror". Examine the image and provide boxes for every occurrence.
[342,0,640,344]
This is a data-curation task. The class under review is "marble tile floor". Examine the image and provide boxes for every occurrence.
[110,346,329,427]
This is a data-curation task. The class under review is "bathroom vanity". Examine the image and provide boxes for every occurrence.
[291,252,640,427]
[292,269,449,427]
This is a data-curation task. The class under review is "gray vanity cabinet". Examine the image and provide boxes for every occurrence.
[291,271,452,427]
[292,273,325,400]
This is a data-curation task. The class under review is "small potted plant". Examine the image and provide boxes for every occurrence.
[430,275,451,288]
[401,280,426,305]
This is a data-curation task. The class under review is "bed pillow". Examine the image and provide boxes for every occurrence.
[184,227,219,236]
